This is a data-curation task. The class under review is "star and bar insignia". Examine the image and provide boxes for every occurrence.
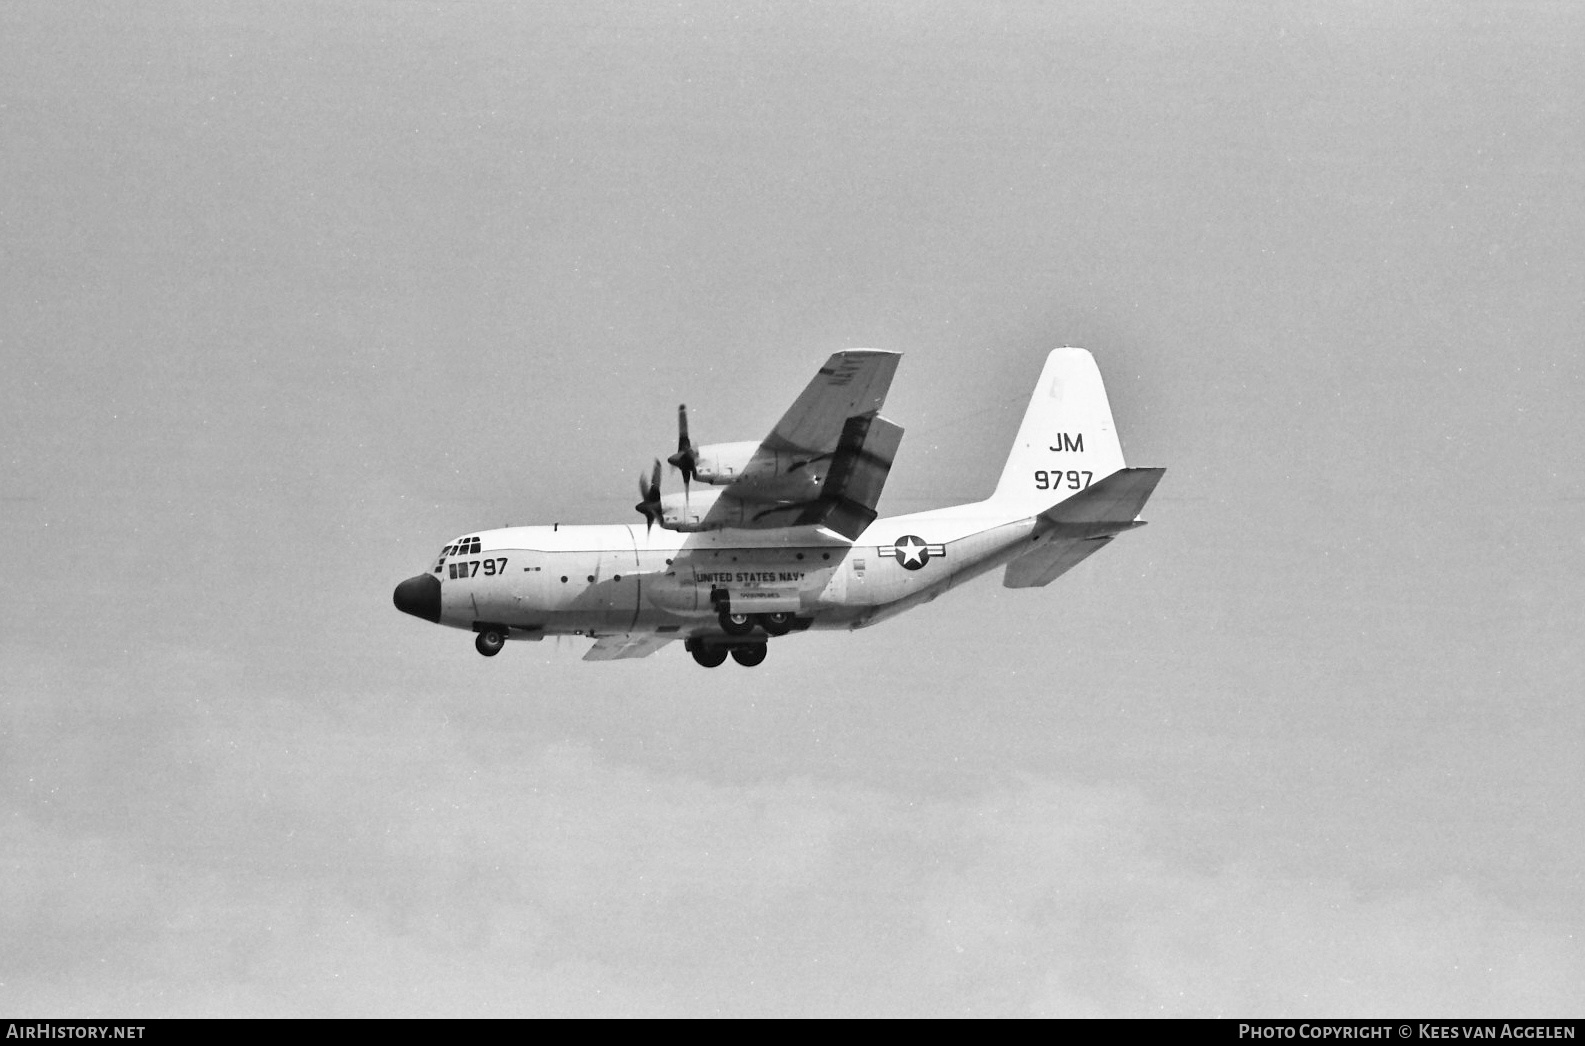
[879,535,946,570]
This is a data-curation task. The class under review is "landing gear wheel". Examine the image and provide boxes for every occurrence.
[731,644,767,668]
[475,629,505,657]
[691,645,728,668]
[759,611,793,637]
[719,610,755,636]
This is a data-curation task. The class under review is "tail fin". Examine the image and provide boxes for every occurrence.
[989,348,1128,517]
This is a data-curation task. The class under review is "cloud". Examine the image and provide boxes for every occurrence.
[4,696,1580,1016]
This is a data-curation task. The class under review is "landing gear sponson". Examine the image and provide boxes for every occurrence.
[469,615,804,664]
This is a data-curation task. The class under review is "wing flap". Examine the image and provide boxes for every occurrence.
[795,412,904,539]
[697,350,907,536]
[582,634,676,661]
[729,413,904,539]
[820,413,903,517]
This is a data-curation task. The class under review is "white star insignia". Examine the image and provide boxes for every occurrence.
[896,536,926,566]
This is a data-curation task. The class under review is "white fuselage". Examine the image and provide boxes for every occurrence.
[428,501,1038,641]
[395,348,1161,664]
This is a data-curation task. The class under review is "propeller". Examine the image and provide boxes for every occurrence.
[666,404,697,503]
[634,459,663,532]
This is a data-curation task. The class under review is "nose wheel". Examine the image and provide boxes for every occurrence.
[475,628,506,657]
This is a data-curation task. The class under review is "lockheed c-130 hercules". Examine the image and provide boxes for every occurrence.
[393,348,1164,668]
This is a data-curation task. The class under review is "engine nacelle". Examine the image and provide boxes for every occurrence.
[656,487,749,532]
[691,441,759,485]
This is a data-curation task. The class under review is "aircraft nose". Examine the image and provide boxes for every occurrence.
[393,573,441,623]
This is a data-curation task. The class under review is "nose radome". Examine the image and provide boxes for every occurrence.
[393,573,441,623]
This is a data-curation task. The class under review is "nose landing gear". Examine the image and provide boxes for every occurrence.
[475,627,506,657]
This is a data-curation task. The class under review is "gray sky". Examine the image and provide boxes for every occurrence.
[3,0,1582,1017]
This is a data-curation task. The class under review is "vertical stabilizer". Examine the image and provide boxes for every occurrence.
[989,348,1127,517]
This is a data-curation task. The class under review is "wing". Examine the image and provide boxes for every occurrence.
[1003,467,1165,588]
[731,411,904,539]
[759,350,902,459]
[582,633,677,661]
[700,350,905,539]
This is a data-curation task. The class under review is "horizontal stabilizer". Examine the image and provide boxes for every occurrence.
[1004,467,1164,588]
[1034,467,1164,537]
[1003,536,1115,589]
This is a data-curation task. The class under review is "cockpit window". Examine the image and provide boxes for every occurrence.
[435,537,484,575]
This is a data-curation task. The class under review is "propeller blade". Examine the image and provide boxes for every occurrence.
[634,459,663,533]
[666,404,697,489]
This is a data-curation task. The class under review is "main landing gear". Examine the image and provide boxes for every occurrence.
[717,609,795,637]
[690,645,729,668]
[693,610,809,667]
[719,610,755,636]
[730,645,766,667]
[687,636,767,669]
